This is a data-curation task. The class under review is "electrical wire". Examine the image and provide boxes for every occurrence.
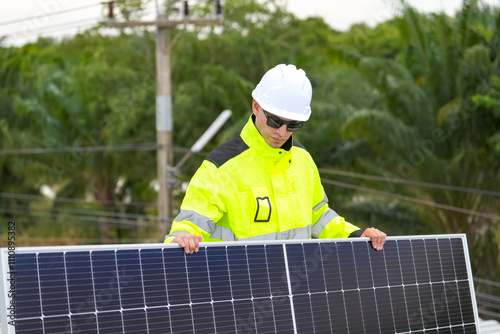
[321,177,500,221]
[0,192,156,207]
[7,236,159,244]
[0,3,102,27]
[0,204,160,221]
[2,207,158,227]
[319,168,500,197]
[0,143,203,155]
[0,142,158,155]
[3,3,159,42]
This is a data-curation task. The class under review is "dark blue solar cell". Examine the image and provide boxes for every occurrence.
[247,245,271,298]
[328,291,348,334]
[123,309,148,333]
[170,305,194,333]
[369,243,389,287]
[360,288,380,331]
[234,299,255,332]
[186,247,211,303]
[438,238,456,282]
[303,243,327,293]
[286,243,309,295]
[265,244,288,297]
[116,249,145,309]
[353,241,375,289]
[344,290,365,333]
[14,318,43,334]
[147,307,171,334]
[463,324,477,333]
[375,287,396,333]
[309,293,332,333]
[254,298,275,333]
[390,286,410,333]
[451,325,466,334]
[406,285,424,331]
[398,240,417,285]
[226,246,251,299]
[14,253,41,319]
[207,246,231,301]
[458,281,475,324]
[446,281,464,326]
[213,301,236,333]
[91,250,120,311]
[412,239,431,283]
[71,313,98,334]
[140,248,168,307]
[44,315,71,333]
[419,283,437,328]
[320,242,343,293]
[97,311,123,334]
[163,247,190,305]
[383,240,403,286]
[451,239,468,280]
[192,303,215,332]
[38,253,69,316]
[432,282,452,328]
[337,242,358,290]
[426,239,444,282]
[272,296,294,332]
[65,251,95,313]
[293,294,313,333]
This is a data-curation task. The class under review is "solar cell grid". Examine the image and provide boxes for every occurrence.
[0,235,479,334]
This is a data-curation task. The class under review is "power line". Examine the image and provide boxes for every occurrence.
[0,3,102,27]
[2,207,158,227]
[0,204,160,221]
[319,168,500,197]
[0,191,156,207]
[0,142,205,155]
[321,177,500,221]
[3,4,159,42]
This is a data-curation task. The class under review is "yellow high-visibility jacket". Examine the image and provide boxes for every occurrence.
[164,116,361,243]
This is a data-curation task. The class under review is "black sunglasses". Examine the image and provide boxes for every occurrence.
[262,109,304,132]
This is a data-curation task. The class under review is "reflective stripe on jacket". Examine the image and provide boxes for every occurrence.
[165,116,361,243]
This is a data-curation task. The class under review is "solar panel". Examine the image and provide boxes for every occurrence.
[0,235,480,333]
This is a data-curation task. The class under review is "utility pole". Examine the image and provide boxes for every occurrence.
[104,1,223,241]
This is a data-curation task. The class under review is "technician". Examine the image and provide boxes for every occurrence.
[165,64,387,253]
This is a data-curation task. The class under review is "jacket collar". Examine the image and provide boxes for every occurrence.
[241,115,293,169]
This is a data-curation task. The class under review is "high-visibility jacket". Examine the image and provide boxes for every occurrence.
[164,116,361,243]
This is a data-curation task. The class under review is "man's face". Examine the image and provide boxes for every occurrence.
[252,100,294,148]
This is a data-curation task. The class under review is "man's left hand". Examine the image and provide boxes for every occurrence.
[361,227,387,251]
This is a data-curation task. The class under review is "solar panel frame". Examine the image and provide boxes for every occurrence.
[0,234,481,334]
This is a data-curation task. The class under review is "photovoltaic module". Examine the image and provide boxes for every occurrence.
[0,234,479,333]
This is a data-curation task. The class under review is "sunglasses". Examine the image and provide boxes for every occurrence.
[262,109,304,132]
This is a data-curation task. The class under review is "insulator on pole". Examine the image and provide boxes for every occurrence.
[215,0,222,19]
[107,1,115,20]
[183,1,190,19]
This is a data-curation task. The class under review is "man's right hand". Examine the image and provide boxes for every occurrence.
[170,234,203,254]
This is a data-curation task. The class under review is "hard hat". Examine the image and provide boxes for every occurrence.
[252,64,312,122]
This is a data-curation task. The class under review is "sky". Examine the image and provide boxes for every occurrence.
[1,0,499,46]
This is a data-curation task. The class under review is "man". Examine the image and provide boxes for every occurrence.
[165,64,386,253]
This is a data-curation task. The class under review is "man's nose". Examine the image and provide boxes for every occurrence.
[276,124,289,136]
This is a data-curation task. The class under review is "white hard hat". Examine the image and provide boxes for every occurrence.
[252,64,312,121]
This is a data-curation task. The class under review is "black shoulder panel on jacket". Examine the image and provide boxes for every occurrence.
[292,139,307,151]
[205,136,249,168]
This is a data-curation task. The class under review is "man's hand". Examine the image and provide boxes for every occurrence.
[361,227,387,251]
[170,234,203,254]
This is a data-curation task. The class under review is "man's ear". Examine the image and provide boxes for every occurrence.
[252,99,260,116]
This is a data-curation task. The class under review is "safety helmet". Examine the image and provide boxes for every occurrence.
[252,64,312,122]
